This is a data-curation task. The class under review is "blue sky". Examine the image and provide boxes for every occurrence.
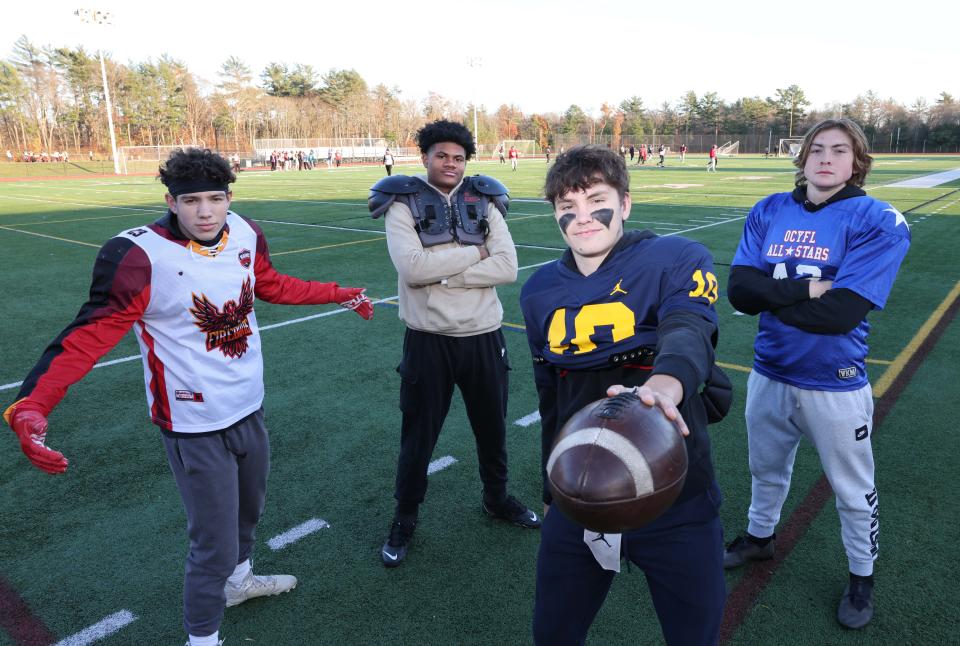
[6,0,957,114]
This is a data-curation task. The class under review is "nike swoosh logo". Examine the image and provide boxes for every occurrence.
[382,550,398,561]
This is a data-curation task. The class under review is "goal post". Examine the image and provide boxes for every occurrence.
[502,140,540,157]
[717,141,739,157]
[118,144,204,175]
[777,138,804,158]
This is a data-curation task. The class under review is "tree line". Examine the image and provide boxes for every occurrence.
[2,35,958,156]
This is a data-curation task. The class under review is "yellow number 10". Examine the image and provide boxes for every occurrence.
[548,302,636,355]
[688,269,719,304]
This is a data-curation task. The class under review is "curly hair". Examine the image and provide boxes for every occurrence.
[544,145,629,204]
[158,148,235,190]
[794,118,873,188]
[416,120,476,159]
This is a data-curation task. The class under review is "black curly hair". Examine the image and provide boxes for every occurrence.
[416,120,476,159]
[544,145,629,204]
[158,148,235,193]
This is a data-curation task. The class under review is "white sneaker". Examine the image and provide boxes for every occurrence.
[184,640,224,646]
[224,571,297,607]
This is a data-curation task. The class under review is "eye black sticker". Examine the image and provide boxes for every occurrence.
[558,212,576,233]
[591,208,614,228]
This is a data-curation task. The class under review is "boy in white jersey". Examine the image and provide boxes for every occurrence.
[724,119,910,629]
[4,148,374,646]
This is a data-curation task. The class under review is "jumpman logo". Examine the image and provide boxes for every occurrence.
[591,533,612,548]
[610,279,628,296]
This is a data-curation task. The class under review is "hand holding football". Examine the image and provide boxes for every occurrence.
[547,391,687,533]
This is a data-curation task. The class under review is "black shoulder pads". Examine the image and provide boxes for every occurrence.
[469,174,508,197]
[466,175,510,217]
[368,175,423,219]
[370,174,422,195]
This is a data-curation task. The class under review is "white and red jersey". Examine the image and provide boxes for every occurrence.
[14,211,348,433]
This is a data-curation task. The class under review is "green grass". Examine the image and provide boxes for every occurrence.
[1,154,959,645]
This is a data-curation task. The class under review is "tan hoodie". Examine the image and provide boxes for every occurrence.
[384,175,518,336]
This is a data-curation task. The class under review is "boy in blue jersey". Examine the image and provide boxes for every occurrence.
[724,118,910,629]
[520,145,726,646]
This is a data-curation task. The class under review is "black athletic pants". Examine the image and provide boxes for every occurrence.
[533,482,725,645]
[393,327,511,512]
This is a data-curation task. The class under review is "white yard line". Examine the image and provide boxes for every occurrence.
[427,455,457,474]
[268,518,330,550]
[516,215,746,274]
[53,610,137,646]
[0,296,399,391]
[885,168,960,188]
[514,411,542,427]
[256,218,384,235]
[0,193,165,214]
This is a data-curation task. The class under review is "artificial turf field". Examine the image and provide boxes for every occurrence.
[1,153,958,645]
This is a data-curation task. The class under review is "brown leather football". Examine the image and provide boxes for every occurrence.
[547,392,688,533]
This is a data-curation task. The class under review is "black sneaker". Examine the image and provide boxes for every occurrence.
[482,494,541,529]
[838,574,874,629]
[723,533,775,569]
[381,515,416,568]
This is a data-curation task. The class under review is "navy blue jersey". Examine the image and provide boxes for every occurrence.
[732,191,910,391]
[522,232,721,505]
[522,234,719,370]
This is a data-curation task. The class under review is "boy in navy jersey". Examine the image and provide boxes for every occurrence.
[4,148,373,646]
[521,145,726,645]
[724,118,910,629]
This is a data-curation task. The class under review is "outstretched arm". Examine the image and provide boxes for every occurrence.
[246,217,373,319]
[6,237,151,473]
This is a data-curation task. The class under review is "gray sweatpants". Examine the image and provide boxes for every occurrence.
[744,371,877,576]
[163,408,270,636]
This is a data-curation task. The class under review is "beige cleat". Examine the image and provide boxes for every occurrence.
[224,572,297,608]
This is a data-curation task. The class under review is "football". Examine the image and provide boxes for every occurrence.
[546,392,688,533]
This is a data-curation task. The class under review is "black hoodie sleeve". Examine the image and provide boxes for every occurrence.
[772,288,874,334]
[727,265,811,315]
[533,360,560,506]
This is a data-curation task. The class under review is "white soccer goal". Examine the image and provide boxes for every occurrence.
[118,144,204,174]
[717,141,740,157]
[777,138,804,158]
[502,140,540,156]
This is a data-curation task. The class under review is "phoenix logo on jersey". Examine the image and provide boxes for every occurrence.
[190,277,254,358]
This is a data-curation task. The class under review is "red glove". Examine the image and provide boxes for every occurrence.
[5,405,69,474]
[335,287,374,320]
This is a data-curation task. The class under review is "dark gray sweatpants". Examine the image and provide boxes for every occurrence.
[163,408,270,637]
[744,372,877,575]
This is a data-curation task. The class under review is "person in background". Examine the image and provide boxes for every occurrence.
[383,148,395,176]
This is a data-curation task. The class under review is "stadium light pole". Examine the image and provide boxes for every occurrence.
[75,8,120,175]
[467,57,481,153]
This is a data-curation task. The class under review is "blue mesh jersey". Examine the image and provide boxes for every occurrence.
[521,234,720,370]
[732,191,911,391]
